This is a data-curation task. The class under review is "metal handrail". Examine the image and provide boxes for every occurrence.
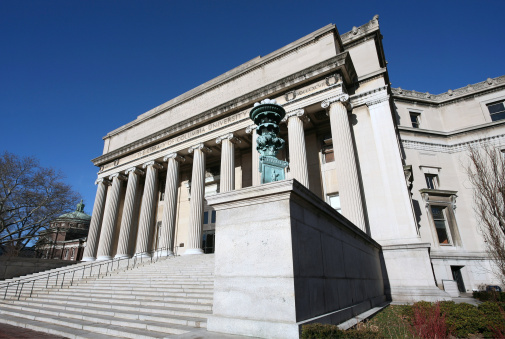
[1,247,174,300]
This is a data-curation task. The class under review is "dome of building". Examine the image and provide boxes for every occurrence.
[55,200,91,222]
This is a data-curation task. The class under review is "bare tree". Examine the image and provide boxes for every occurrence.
[0,151,80,255]
[466,144,505,285]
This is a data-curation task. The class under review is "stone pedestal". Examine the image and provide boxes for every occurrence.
[206,180,386,339]
[381,243,451,302]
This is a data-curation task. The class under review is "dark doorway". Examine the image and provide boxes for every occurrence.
[451,266,466,292]
[203,232,215,254]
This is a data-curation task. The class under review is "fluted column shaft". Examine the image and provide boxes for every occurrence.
[115,168,143,258]
[96,173,125,260]
[327,99,367,233]
[286,110,309,188]
[159,154,184,256]
[185,144,209,255]
[82,179,110,261]
[135,161,162,257]
[246,125,261,186]
[217,134,240,193]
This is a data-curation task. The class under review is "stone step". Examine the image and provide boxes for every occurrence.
[0,301,208,328]
[24,292,213,306]
[16,295,213,312]
[0,311,179,339]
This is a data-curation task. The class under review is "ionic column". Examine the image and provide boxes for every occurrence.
[216,133,241,192]
[96,173,126,260]
[322,94,367,233]
[158,153,185,256]
[285,109,309,188]
[185,144,211,255]
[135,161,163,257]
[82,178,110,261]
[115,167,144,259]
[246,125,261,186]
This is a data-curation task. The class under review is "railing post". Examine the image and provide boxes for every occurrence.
[71,270,76,286]
[30,280,35,297]
[18,283,24,300]
[46,274,50,288]
[55,272,59,287]
[14,282,20,299]
[61,272,66,288]
[3,282,9,299]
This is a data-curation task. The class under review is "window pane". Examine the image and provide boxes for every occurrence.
[488,102,505,114]
[425,174,438,189]
[410,113,420,128]
[431,206,444,219]
[491,111,505,122]
[328,194,341,213]
[203,211,209,224]
[435,223,450,244]
[211,211,216,223]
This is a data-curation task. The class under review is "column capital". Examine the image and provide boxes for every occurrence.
[125,167,144,176]
[188,143,212,154]
[163,153,186,163]
[321,93,352,111]
[245,124,257,134]
[282,108,310,123]
[216,133,241,145]
[95,178,111,185]
[109,173,127,181]
[142,161,163,170]
[365,94,390,108]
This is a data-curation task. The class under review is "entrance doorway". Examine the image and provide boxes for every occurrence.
[203,232,215,254]
[451,266,466,293]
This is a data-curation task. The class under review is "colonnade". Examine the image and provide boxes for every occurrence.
[83,95,369,261]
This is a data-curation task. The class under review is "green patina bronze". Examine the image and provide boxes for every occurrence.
[249,99,289,184]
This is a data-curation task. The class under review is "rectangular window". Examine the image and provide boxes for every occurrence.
[425,174,439,189]
[211,210,216,223]
[322,146,334,163]
[431,206,450,244]
[203,211,209,224]
[488,101,505,121]
[410,112,421,128]
[328,194,341,213]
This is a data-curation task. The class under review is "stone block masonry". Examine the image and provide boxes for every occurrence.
[206,179,387,338]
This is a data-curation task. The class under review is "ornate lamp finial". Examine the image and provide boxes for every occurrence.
[249,99,289,184]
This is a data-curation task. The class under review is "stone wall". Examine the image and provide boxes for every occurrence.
[0,257,76,280]
[206,179,387,339]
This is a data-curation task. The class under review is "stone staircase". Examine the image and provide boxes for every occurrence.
[0,254,215,338]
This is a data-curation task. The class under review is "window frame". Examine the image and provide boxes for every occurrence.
[420,189,461,247]
[409,111,421,128]
[487,100,505,122]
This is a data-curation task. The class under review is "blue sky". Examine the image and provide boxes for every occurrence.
[1,0,504,214]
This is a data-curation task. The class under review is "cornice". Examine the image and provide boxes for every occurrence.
[392,75,505,105]
[341,15,380,47]
[401,133,505,154]
[92,54,356,167]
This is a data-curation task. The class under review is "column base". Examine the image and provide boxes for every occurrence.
[134,252,152,259]
[157,249,174,257]
[96,255,113,261]
[183,248,204,255]
[114,254,131,259]
[81,256,96,262]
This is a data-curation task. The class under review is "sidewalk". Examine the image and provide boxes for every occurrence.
[0,323,68,339]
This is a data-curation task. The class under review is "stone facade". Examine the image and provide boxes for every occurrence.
[38,201,91,261]
[85,14,504,303]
